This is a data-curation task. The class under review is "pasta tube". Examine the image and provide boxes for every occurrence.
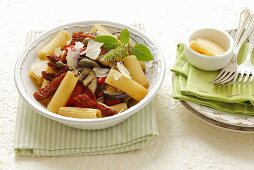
[58,107,102,118]
[105,69,148,101]
[29,58,48,86]
[123,55,149,88]
[139,61,145,71]
[38,30,71,60]
[29,71,44,86]
[91,24,112,36]
[110,103,128,113]
[47,71,78,113]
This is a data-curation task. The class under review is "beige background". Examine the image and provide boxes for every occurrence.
[1,0,254,169]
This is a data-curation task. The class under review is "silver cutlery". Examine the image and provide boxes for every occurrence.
[211,9,252,84]
[233,31,254,84]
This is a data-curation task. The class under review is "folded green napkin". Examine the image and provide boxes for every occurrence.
[171,43,254,115]
[14,28,158,156]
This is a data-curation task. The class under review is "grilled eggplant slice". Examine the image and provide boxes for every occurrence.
[79,58,100,68]
[79,68,97,94]
[102,84,128,99]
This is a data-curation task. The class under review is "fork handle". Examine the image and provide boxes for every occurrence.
[244,43,254,64]
[231,13,254,63]
[235,8,251,44]
[236,13,254,53]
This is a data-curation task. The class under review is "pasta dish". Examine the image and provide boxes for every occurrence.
[29,24,154,118]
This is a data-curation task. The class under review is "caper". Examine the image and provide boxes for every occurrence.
[82,38,90,46]
[55,61,65,68]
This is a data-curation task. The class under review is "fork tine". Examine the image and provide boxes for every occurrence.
[242,76,250,84]
[214,71,234,84]
[250,71,254,82]
[228,72,239,85]
[210,70,226,83]
[220,72,237,84]
[242,71,251,84]
[212,72,229,84]
[237,72,246,83]
[221,72,237,85]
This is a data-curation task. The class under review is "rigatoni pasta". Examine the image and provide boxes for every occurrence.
[58,107,102,118]
[29,70,44,86]
[110,103,128,113]
[29,58,48,86]
[38,30,71,60]
[139,61,146,71]
[105,69,148,101]
[91,24,113,36]
[123,55,149,88]
[47,71,78,113]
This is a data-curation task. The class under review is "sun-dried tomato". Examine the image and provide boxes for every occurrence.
[33,72,66,101]
[95,88,103,98]
[71,32,95,43]
[74,94,117,117]
[66,82,96,106]
[63,44,74,51]
[47,55,61,63]
[66,82,84,106]
[47,54,69,74]
[105,98,121,106]
[41,71,56,81]
[54,65,69,76]
[47,61,56,69]
[82,86,96,101]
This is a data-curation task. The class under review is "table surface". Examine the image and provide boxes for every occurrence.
[1,0,254,169]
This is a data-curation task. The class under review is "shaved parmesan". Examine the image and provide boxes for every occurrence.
[93,68,110,77]
[54,47,63,57]
[74,41,84,49]
[66,42,84,68]
[116,62,131,79]
[114,72,122,80]
[84,40,103,60]
[66,49,79,68]
[31,58,48,77]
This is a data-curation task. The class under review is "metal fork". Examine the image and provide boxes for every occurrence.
[234,31,254,84]
[211,9,251,84]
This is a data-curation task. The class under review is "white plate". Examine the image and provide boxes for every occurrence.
[181,29,254,132]
[183,101,254,131]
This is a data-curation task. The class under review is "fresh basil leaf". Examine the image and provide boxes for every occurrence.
[119,28,130,44]
[95,35,120,50]
[132,44,154,61]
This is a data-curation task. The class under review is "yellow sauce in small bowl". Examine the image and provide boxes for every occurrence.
[190,37,225,56]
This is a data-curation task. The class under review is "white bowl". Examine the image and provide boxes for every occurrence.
[184,28,235,71]
[14,21,165,130]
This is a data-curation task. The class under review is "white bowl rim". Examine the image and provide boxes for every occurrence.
[185,27,235,59]
[14,20,166,125]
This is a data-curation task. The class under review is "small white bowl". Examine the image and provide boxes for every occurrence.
[184,28,235,71]
[14,20,165,130]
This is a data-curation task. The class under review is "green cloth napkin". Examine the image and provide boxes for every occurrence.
[171,43,254,115]
[14,28,158,156]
